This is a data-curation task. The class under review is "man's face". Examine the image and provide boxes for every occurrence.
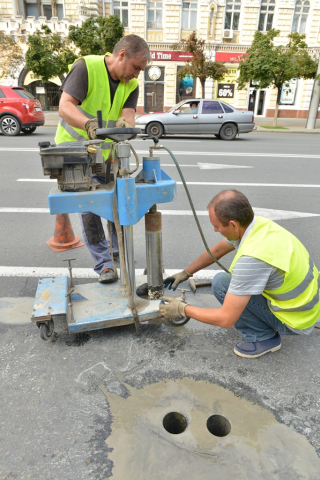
[209,207,240,241]
[116,50,147,83]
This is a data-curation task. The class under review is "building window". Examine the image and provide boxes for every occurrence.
[209,8,215,37]
[25,0,64,20]
[114,1,129,28]
[147,1,162,29]
[291,0,310,34]
[182,2,197,30]
[224,0,241,30]
[26,2,39,18]
[258,0,275,31]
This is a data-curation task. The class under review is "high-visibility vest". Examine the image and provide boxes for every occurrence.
[229,216,320,329]
[55,54,138,160]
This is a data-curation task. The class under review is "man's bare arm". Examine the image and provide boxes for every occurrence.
[185,292,251,328]
[121,108,135,126]
[186,239,235,275]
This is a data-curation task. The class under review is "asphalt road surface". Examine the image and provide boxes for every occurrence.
[1,128,320,479]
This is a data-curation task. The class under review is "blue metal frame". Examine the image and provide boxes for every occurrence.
[48,167,176,226]
[33,157,176,333]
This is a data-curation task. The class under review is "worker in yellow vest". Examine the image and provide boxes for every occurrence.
[55,35,151,283]
[160,189,320,358]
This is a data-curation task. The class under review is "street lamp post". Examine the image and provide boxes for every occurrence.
[306,52,320,130]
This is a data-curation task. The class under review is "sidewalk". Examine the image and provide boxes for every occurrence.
[43,111,320,134]
[254,116,320,134]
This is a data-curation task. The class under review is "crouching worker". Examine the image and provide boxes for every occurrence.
[160,189,320,358]
[55,35,151,283]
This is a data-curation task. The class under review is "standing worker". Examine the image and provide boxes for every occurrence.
[160,190,320,358]
[55,35,151,283]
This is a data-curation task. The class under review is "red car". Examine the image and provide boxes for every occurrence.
[0,85,45,136]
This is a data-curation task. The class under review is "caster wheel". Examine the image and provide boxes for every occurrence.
[169,316,190,326]
[39,320,54,341]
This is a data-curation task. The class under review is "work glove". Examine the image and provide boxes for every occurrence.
[163,270,193,291]
[115,117,134,128]
[159,297,187,319]
[85,118,98,140]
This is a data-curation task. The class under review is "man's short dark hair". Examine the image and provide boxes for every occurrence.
[113,35,151,63]
[207,189,254,227]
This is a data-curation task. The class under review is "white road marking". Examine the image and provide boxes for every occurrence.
[15,178,320,188]
[197,163,252,170]
[0,148,38,152]
[160,208,319,220]
[136,151,320,159]
[0,208,50,213]
[3,147,320,159]
[177,182,320,188]
[1,207,318,220]
[0,266,220,280]
[17,179,55,182]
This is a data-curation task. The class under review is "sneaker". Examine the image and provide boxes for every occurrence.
[234,333,281,358]
[98,268,117,284]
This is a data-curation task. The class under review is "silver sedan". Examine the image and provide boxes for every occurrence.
[135,99,255,141]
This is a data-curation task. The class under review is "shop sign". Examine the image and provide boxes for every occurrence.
[217,83,235,99]
[150,50,193,62]
[279,79,297,105]
[215,52,247,63]
[216,68,237,104]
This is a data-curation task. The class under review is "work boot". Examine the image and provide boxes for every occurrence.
[234,333,281,358]
[98,268,117,284]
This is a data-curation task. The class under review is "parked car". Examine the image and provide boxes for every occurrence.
[0,85,45,136]
[135,99,255,141]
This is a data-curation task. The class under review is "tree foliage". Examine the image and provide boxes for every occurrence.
[25,16,124,83]
[68,16,124,56]
[237,29,318,125]
[0,32,24,79]
[174,32,228,99]
[25,25,77,82]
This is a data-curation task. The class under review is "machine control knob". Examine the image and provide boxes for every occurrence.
[38,141,51,148]
[87,145,97,153]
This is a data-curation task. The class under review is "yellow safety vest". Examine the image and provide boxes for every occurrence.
[55,54,138,160]
[229,216,320,329]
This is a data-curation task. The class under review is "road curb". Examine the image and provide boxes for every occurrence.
[253,129,320,134]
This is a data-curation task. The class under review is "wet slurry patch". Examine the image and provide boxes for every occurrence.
[102,378,320,480]
[65,332,91,347]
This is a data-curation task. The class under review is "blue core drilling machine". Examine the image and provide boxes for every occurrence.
[31,112,177,341]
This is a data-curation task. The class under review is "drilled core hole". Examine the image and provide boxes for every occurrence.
[206,414,231,437]
[163,412,187,434]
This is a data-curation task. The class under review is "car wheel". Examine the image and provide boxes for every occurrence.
[0,115,21,136]
[219,123,237,141]
[22,126,37,134]
[214,134,221,139]
[146,122,164,139]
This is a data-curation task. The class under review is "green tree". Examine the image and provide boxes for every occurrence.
[237,29,318,126]
[68,16,124,56]
[174,31,228,99]
[0,31,24,79]
[25,25,77,82]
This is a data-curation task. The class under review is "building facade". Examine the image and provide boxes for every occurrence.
[1,0,320,117]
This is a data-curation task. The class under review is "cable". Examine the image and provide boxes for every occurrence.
[162,146,230,274]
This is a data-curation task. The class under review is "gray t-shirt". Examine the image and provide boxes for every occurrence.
[226,217,314,335]
[60,58,139,110]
